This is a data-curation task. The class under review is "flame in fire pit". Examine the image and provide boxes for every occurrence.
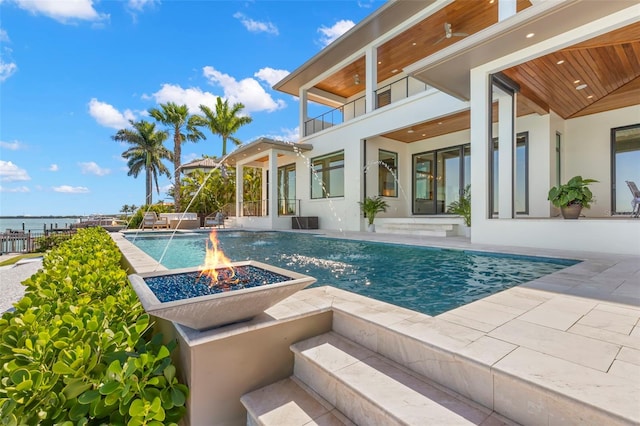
[199,229,236,286]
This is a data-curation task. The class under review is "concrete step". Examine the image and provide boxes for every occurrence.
[291,331,507,426]
[376,222,456,237]
[241,377,353,426]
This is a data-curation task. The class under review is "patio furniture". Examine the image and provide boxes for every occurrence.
[142,212,169,230]
[626,180,640,218]
[205,212,225,228]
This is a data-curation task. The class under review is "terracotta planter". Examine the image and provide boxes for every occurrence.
[561,204,583,219]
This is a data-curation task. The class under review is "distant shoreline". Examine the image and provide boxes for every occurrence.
[0,215,85,219]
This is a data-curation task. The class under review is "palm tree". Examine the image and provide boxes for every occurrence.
[121,204,130,218]
[198,97,252,156]
[149,102,205,212]
[113,120,172,205]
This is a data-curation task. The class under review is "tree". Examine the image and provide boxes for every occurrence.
[180,168,236,218]
[198,97,252,156]
[149,102,205,212]
[113,120,172,205]
[121,204,131,218]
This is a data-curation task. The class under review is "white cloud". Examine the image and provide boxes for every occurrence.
[318,19,355,47]
[88,98,136,129]
[0,160,30,182]
[149,84,219,116]
[0,59,17,82]
[0,140,23,150]
[12,0,109,23]
[53,185,90,193]
[0,29,9,43]
[127,0,158,12]
[233,12,278,35]
[79,161,110,176]
[254,67,289,87]
[49,164,59,171]
[0,185,30,193]
[202,66,286,113]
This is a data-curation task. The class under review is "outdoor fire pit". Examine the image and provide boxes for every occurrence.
[128,260,316,331]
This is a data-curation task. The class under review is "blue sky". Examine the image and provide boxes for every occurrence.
[0,0,381,216]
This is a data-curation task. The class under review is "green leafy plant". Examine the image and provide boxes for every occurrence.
[447,185,471,227]
[0,228,188,425]
[358,196,389,226]
[547,175,598,209]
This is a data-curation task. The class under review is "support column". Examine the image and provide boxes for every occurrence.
[498,0,517,21]
[470,70,490,233]
[268,150,279,227]
[299,88,308,139]
[235,164,243,219]
[365,46,377,113]
[498,91,515,219]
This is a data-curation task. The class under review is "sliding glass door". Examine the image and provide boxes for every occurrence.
[612,124,640,214]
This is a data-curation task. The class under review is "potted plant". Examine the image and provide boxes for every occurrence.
[358,196,389,232]
[547,175,598,219]
[447,185,471,236]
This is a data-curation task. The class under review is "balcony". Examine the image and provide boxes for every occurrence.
[304,76,430,137]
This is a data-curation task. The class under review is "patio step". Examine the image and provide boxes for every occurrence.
[241,331,505,425]
[376,222,456,237]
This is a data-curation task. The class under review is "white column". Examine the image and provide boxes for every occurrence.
[497,91,515,219]
[299,88,308,140]
[365,46,377,113]
[268,151,279,227]
[498,0,517,21]
[235,164,243,218]
[470,68,490,235]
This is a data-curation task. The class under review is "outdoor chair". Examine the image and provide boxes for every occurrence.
[205,212,225,228]
[626,180,640,218]
[142,212,169,230]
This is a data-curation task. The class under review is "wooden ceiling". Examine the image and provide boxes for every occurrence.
[315,0,532,100]
[382,22,640,143]
[310,1,639,144]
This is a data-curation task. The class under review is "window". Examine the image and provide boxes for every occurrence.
[490,132,529,215]
[311,151,344,199]
[412,144,470,215]
[278,163,296,215]
[611,124,640,214]
[378,150,398,197]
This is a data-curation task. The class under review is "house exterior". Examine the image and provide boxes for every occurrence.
[225,0,640,256]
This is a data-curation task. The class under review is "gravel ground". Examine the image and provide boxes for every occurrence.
[0,256,43,313]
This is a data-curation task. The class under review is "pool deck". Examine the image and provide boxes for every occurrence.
[112,230,640,424]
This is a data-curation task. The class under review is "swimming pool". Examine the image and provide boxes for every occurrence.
[127,230,579,316]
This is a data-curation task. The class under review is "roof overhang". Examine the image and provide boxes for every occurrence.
[223,138,313,167]
[404,0,638,101]
[273,0,435,97]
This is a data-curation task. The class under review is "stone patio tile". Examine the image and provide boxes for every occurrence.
[632,325,640,338]
[608,359,640,381]
[516,295,596,330]
[595,302,640,317]
[444,300,521,328]
[493,347,640,425]
[488,319,619,371]
[389,317,485,352]
[575,307,638,335]
[458,336,517,366]
[481,287,550,311]
[436,311,497,333]
[617,346,640,366]
[569,323,640,350]
[612,279,640,298]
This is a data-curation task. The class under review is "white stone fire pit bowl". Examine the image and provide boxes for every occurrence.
[128,260,316,331]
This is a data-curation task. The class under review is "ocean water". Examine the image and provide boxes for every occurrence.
[0,217,81,233]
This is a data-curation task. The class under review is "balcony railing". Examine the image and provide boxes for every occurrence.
[303,75,431,137]
[237,199,301,217]
[278,199,300,216]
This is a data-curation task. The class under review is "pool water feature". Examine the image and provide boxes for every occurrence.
[127,231,579,316]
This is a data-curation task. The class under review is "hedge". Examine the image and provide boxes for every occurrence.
[0,227,188,425]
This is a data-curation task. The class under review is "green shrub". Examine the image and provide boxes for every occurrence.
[0,228,188,425]
[127,204,174,230]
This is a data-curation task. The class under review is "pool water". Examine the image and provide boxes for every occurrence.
[128,231,579,316]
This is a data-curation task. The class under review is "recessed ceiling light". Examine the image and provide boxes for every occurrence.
[438,122,443,125]
[573,79,580,84]
[526,33,535,38]
[587,95,594,99]
[556,60,565,65]
[412,42,417,46]
[407,129,414,133]
[576,84,588,90]
[422,134,426,137]
[378,61,382,64]
[391,69,398,73]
